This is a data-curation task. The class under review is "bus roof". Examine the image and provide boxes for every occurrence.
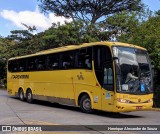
[9,41,146,60]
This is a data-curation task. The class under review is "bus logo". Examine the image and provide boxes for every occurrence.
[77,72,84,80]
[2,126,11,131]
[138,99,141,102]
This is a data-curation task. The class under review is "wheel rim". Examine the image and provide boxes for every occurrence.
[27,92,32,100]
[19,90,24,100]
[83,98,91,111]
[20,92,23,99]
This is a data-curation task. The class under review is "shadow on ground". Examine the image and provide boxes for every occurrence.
[9,96,143,119]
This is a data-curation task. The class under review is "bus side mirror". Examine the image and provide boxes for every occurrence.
[113,57,118,60]
[113,57,119,64]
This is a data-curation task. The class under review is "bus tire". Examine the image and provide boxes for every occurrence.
[19,88,24,101]
[26,89,33,103]
[79,95,93,113]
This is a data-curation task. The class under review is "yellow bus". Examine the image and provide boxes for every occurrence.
[7,42,153,113]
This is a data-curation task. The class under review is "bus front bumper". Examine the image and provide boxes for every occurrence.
[113,101,153,112]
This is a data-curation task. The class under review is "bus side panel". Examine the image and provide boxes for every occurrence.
[7,69,103,110]
[22,71,75,105]
[7,73,19,96]
[73,70,102,110]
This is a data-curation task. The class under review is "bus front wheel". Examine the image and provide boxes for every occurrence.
[26,89,33,103]
[19,89,24,101]
[80,95,93,113]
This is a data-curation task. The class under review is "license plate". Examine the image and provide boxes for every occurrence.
[136,106,142,110]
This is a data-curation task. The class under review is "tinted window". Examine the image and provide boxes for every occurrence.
[93,45,112,86]
[103,63,114,91]
[19,59,27,71]
[8,60,19,72]
[76,47,92,69]
[8,47,93,72]
[27,57,38,71]
[47,54,60,70]
[61,51,75,69]
[94,46,112,70]
[24,55,46,71]
[36,56,46,70]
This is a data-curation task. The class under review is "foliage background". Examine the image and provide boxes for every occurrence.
[0,0,160,85]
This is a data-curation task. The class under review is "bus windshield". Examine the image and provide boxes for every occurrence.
[114,46,153,94]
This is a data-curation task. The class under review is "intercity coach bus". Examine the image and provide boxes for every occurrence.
[7,42,153,113]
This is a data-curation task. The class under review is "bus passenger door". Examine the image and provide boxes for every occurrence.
[101,62,114,112]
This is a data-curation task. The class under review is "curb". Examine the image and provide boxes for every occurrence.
[0,88,6,90]
[151,108,160,111]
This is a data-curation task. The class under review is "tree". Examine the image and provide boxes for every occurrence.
[21,23,37,32]
[4,24,40,56]
[41,21,100,48]
[114,10,160,83]
[117,12,160,67]
[39,0,143,24]
[7,30,33,42]
[0,37,9,81]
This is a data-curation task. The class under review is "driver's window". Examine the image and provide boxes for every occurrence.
[103,63,114,91]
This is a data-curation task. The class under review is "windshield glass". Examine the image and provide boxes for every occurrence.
[114,46,153,94]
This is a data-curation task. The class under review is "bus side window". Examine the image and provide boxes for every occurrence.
[48,54,59,70]
[37,56,46,70]
[103,63,114,91]
[85,58,91,68]
[13,60,19,72]
[19,59,26,72]
[93,45,112,86]
[61,51,75,69]
[77,47,92,69]
[27,58,37,71]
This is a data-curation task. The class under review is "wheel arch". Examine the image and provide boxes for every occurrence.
[26,87,32,94]
[77,91,93,108]
[18,87,24,95]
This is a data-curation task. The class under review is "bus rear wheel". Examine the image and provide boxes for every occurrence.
[80,95,93,113]
[26,89,33,103]
[19,89,24,101]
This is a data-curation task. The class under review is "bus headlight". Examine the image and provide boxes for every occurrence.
[117,98,131,103]
[146,99,153,103]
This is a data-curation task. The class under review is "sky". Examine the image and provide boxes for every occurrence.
[0,0,160,37]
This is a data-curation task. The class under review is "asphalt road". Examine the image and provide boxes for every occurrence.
[0,89,160,134]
